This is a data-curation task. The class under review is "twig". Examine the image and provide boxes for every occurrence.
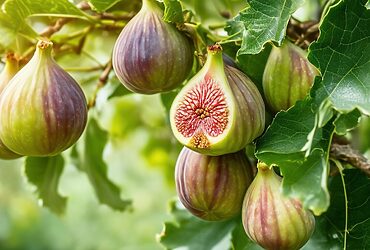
[88,61,113,109]
[330,143,370,177]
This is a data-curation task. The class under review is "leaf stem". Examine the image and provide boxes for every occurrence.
[332,159,348,250]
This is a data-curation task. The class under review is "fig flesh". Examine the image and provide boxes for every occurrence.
[176,147,254,221]
[242,163,315,250]
[262,41,318,112]
[170,45,265,156]
[0,40,88,157]
[112,0,193,94]
[0,54,22,159]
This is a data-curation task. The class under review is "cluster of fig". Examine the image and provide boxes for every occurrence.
[110,0,318,248]
[0,40,88,159]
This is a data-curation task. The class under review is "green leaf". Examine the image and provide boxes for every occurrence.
[3,0,91,19]
[308,0,370,115]
[158,200,236,249]
[24,155,67,215]
[256,99,334,215]
[160,90,179,113]
[0,0,92,47]
[334,109,362,135]
[88,0,122,12]
[325,169,370,249]
[229,0,304,55]
[74,118,131,211]
[163,0,184,23]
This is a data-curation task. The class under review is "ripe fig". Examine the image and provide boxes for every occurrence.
[262,41,318,112]
[0,54,22,159]
[112,0,194,94]
[170,45,265,156]
[176,147,254,221]
[0,40,88,157]
[242,163,315,250]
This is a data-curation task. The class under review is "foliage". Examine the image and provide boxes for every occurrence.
[0,0,369,249]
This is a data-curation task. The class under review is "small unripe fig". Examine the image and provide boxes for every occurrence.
[112,0,193,94]
[262,41,318,112]
[0,54,22,159]
[0,40,88,157]
[170,45,265,156]
[176,147,254,221]
[242,163,315,250]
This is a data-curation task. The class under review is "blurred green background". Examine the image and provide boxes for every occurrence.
[0,93,181,250]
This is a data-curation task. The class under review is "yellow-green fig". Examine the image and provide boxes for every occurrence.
[0,53,22,159]
[242,163,315,250]
[0,40,88,157]
[262,41,318,112]
[176,147,254,221]
[170,45,265,156]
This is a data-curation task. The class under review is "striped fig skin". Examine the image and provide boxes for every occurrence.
[242,163,315,250]
[0,40,87,156]
[175,147,254,221]
[262,41,318,113]
[112,0,193,94]
[170,45,265,156]
[0,54,22,159]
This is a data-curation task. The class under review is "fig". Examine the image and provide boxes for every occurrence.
[175,147,254,221]
[112,0,193,94]
[242,163,315,250]
[0,54,22,159]
[170,45,265,156]
[262,41,318,112]
[0,40,88,157]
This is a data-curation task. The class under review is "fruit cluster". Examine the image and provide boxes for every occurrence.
[113,1,318,249]
[0,0,318,249]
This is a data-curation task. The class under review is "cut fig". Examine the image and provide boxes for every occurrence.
[170,45,265,156]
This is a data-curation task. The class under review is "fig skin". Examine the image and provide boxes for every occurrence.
[0,40,88,157]
[262,41,318,113]
[112,0,194,94]
[0,54,22,159]
[170,45,265,156]
[242,163,315,250]
[176,147,254,221]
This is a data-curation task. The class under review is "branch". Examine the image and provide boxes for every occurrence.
[88,61,113,109]
[330,143,370,177]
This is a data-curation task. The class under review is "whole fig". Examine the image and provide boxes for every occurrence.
[176,147,254,221]
[0,40,88,156]
[262,41,318,112]
[0,54,22,159]
[112,0,194,94]
[242,163,315,250]
[170,45,265,156]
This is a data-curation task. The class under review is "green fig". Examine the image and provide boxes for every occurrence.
[242,163,315,250]
[112,0,194,94]
[176,147,254,221]
[0,40,88,157]
[262,41,318,112]
[170,45,265,156]
[0,53,22,159]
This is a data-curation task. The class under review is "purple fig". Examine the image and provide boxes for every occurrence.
[262,41,318,112]
[170,45,265,156]
[112,0,194,94]
[242,162,315,250]
[0,54,22,159]
[175,147,254,221]
[0,40,88,156]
